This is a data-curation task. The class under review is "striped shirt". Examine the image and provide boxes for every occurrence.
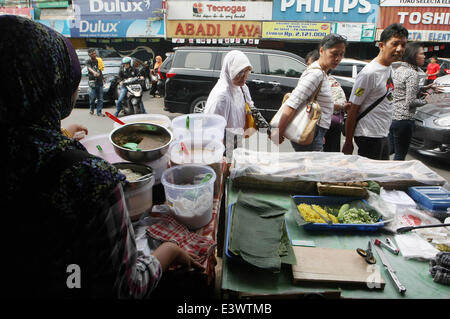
[284,61,334,129]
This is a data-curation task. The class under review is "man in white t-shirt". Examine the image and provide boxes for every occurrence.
[342,23,408,160]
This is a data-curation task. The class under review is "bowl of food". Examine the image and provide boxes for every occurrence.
[110,122,173,163]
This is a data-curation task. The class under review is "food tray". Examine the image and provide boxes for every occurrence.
[225,203,292,263]
[293,195,384,232]
[317,182,368,198]
[407,186,450,212]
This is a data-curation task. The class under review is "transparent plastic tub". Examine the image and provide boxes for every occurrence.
[113,113,171,130]
[171,113,226,143]
[161,165,216,229]
[168,138,224,196]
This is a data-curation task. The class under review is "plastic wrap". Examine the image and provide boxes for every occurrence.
[230,148,448,188]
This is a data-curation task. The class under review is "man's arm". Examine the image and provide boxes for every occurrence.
[342,103,361,155]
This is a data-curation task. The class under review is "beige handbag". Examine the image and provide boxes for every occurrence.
[270,69,324,145]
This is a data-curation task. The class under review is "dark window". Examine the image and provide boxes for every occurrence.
[173,51,214,70]
[331,63,353,77]
[219,52,262,74]
[267,54,306,78]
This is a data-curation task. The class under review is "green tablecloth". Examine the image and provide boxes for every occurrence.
[221,180,450,299]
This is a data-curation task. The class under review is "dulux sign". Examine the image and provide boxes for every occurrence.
[273,0,379,23]
[73,0,161,19]
[70,19,165,37]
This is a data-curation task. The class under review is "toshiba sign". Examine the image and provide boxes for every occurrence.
[377,7,450,30]
[167,1,272,20]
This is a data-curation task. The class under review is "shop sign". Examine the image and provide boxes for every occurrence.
[38,19,71,36]
[376,29,450,42]
[377,7,450,31]
[273,0,379,23]
[262,22,330,40]
[70,19,165,38]
[167,1,272,21]
[34,1,69,8]
[167,20,261,38]
[332,23,375,42]
[380,0,450,7]
[0,7,34,19]
[72,0,162,19]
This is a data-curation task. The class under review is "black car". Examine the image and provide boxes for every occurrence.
[164,47,354,121]
[156,52,174,97]
[410,101,450,162]
[76,57,150,106]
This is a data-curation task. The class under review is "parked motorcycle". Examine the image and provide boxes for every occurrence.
[117,76,145,115]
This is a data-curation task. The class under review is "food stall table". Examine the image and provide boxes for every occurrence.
[220,179,450,299]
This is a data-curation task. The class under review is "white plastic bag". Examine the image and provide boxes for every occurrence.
[395,233,440,260]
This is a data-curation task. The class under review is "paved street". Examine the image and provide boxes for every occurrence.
[63,93,450,185]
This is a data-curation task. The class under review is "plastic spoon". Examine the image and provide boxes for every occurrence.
[106,112,125,125]
[122,142,141,151]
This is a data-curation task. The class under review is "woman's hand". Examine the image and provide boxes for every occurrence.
[270,128,285,145]
[152,242,205,272]
[64,123,88,140]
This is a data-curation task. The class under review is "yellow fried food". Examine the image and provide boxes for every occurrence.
[297,204,339,224]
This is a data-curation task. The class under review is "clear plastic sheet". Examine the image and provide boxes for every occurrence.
[230,148,448,187]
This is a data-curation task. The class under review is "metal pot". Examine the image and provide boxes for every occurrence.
[109,122,173,163]
[113,162,155,221]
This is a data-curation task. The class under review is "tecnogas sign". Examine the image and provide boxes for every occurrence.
[73,0,161,19]
[273,0,379,23]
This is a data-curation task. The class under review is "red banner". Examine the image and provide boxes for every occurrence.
[0,7,34,19]
[377,7,450,31]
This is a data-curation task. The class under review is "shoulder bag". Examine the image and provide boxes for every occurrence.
[270,67,324,145]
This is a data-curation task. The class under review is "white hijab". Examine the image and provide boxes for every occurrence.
[204,50,253,129]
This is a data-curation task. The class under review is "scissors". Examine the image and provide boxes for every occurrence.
[356,241,376,264]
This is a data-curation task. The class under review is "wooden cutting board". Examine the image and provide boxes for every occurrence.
[292,246,385,289]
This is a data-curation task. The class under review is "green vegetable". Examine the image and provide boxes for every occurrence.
[339,208,376,224]
[365,180,381,194]
[338,203,350,222]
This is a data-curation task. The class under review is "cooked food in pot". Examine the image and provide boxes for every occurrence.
[113,130,171,151]
[119,168,144,182]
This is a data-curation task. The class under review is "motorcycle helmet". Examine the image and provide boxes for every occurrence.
[122,57,132,65]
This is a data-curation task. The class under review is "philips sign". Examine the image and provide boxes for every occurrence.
[273,0,379,23]
[73,0,161,19]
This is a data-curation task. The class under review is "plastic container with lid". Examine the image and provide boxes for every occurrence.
[113,114,171,130]
[171,114,226,143]
[80,133,124,163]
[161,165,216,230]
[168,138,224,196]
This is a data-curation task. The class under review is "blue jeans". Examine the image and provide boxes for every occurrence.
[389,120,415,160]
[291,126,328,152]
[115,86,128,116]
[89,83,104,115]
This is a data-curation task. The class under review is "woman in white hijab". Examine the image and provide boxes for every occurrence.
[204,50,268,135]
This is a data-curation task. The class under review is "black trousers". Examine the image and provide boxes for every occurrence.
[354,136,390,160]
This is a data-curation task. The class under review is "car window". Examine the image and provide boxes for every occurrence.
[331,63,353,77]
[267,54,306,78]
[160,55,173,71]
[173,51,214,70]
[218,52,262,74]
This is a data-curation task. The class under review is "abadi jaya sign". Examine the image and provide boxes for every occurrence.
[273,0,379,23]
